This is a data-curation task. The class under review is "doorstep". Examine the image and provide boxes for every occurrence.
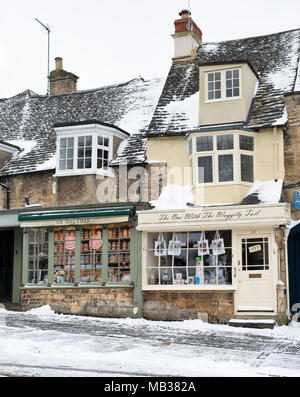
[229,318,276,329]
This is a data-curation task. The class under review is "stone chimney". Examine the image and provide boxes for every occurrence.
[172,10,202,60]
[49,57,79,95]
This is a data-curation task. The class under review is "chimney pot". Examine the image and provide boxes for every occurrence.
[55,57,63,71]
[179,9,191,19]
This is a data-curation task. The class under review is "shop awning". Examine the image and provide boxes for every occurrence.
[18,206,136,227]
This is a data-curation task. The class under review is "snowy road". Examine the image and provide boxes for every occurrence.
[0,306,300,377]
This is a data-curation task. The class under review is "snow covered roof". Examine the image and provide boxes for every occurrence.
[241,179,283,205]
[148,28,300,136]
[0,77,165,176]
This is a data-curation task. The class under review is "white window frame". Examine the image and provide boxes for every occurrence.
[54,124,127,177]
[205,67,242,103]
[189,132,255,187]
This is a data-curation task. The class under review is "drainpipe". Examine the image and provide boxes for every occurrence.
[0,182,10,210]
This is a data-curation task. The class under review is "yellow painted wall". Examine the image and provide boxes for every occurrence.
[146,128,284,205]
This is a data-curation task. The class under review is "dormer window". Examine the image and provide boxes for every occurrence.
[54,122,129,177]
[206,68,241,102]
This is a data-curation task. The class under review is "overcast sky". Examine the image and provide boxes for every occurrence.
[0,0,299,98]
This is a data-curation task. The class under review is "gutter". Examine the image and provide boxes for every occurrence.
[0,182,10,210]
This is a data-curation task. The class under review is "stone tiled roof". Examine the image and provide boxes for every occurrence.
[148,28,300,136]
[0,77,165,176]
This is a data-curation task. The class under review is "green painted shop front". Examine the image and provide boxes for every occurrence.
[0,204,146,317]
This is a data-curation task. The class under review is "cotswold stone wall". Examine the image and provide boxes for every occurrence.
[0,163,167,210]
[143,291,234,323]
[283,93,300,218]
[21,287,135,318]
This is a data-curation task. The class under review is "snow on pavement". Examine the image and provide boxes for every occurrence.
[0,305,300,377]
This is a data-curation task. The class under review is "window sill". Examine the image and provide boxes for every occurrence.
[142,285,237,291]
[204,96,242,104]
[21,282,134,290]
[53,169,115,178]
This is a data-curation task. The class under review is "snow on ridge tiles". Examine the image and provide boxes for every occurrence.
[0,77,165,176]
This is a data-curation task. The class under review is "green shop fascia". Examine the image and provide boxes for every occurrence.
[17,204,144,314]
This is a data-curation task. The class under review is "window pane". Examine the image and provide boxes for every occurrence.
[196,136,213,152]
[226,70,232,79]
[59,160,66,171]
[198,156,213,183]
[208,73,214,82]
[215,90,221,99]
[233,69,239,78]
[208,91,214,100]
[67,160,73,170]
[217,135,233,150]
[78,159,84,169]
[233,88,240,97]
[104,138,109,147]
[241,154,254,182]
[86,136,92,146]
[226,89,232,97]
[215,72,221,80]
[239,135,254,151]
[60,138,67,148]
[85,158,92,169]
[218,154,233,182]
[98,136,103,146]
[78,137,85,147]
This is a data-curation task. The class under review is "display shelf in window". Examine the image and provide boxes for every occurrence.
[108,223,131,282]
[54,227,76,284]
[80,226,103,283]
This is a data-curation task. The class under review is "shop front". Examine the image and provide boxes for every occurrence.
[18,205,143,318]
[137,203,291,323]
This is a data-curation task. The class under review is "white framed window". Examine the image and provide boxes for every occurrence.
[57,133,112,176]
[206,68,241,102]
[189,132,254,186]
[55,123,128,177]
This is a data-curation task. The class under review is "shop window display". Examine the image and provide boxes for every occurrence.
[80,226,103,283]
[108,224,131,282]
[28,228,49,284]
[54,227,76,283]
[146,230,232,286]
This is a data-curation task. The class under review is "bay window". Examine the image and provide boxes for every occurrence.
[191,133,254,185]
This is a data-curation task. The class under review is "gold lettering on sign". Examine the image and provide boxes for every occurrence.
[55,218,90,226]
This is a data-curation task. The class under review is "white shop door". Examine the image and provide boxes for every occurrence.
[236,234,274,312]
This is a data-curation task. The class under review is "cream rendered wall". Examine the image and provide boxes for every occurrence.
[146,128,284,206]
[255,128,284,181]
[198,63,258,126]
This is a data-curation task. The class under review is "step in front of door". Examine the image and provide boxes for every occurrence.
[229,318,276,329]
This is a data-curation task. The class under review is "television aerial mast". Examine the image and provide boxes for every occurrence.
[35,18,51,95]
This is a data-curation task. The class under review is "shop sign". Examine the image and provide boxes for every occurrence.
[294,191,300,210]
[137,204,290,229]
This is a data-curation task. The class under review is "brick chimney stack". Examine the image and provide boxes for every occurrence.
[172,10,202,60]
[49,57,79,95]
